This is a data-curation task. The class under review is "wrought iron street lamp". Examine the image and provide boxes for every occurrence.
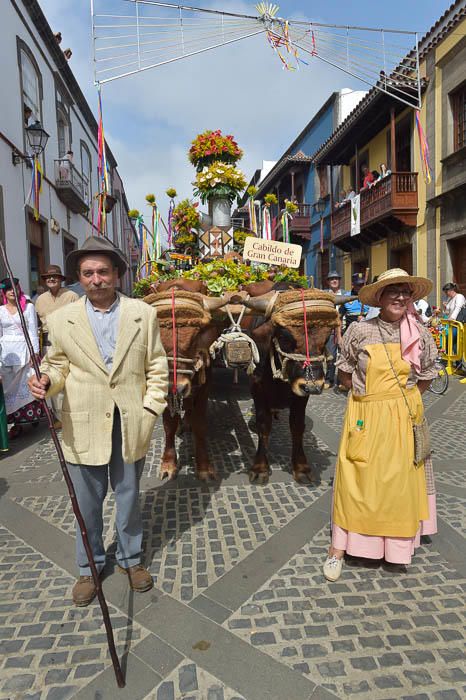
[12,121,50,165]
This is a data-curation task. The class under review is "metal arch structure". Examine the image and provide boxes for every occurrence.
[90,0,422,110]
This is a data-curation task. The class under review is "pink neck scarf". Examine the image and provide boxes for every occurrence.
[400,302,421,373]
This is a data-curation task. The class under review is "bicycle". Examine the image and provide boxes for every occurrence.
[428,356,449,395]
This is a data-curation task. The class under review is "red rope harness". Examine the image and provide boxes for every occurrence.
[301,289,311,368]
[171,288,177,394]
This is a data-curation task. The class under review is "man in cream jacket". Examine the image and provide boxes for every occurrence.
[29,236,168,606]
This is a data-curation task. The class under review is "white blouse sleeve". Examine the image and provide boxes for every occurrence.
[25,302,40,354]
[449,294,466,321]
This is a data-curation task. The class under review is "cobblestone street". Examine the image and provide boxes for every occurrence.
[0,371,465,700]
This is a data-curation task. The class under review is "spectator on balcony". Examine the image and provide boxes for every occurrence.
[24,105,32,127]
[335,190,347,208]
[379,163,391,180]
[360,165,375,191]
[58,150,73,180]
[346,188,356,200]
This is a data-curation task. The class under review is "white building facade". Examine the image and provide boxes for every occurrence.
[0,0,138,294]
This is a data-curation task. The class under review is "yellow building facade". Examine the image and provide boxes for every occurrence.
[313,2,466,302]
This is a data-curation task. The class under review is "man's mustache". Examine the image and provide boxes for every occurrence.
[87,282,113,290]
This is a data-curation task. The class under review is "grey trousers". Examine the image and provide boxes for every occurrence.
[68,413,145,576]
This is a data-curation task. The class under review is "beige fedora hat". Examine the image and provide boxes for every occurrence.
[359,268,433,307]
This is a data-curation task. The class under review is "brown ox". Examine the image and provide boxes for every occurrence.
[236,286,340,484]
[144,284,226,481]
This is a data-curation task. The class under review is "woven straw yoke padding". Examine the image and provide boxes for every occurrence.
[143,290,211,328]
[272,289,339,328]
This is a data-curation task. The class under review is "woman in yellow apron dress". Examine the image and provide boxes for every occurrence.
[324,269,438,581]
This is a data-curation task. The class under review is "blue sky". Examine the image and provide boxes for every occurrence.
[38,0,445,221]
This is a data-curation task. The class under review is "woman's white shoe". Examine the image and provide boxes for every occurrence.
[323,554,343,581]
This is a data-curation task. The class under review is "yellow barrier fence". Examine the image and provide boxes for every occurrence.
[439,319,464,375]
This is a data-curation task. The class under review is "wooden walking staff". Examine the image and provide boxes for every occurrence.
[0,242,125,689]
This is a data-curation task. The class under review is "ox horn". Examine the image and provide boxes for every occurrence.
[202,295,230,312]
[333,294,358,305]
[239,291,277,316]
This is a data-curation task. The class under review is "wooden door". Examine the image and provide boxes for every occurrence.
[391,245,413,274]
[450,236,466,295]
[30,244,44,293]
[28,215,45,293]
[396,115,412,172]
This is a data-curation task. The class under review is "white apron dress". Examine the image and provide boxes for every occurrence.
[0,303,39,415]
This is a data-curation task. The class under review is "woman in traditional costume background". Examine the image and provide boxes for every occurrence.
[0,277,45,438]
[323,269,438,581]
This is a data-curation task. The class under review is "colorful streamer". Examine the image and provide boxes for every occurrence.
[256,2,305,72]
[151,202,161,260]
[415,110,432,184]
[265,20,300,71]
[248,196,258,235]
[281,210,291,243]
[31,156,43,222]
[97,87,109,235]
[262,204,272,240]
[167,198,175,248]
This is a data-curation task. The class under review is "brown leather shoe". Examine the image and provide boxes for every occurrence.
[118,564,153,592]
[72,575,99,607]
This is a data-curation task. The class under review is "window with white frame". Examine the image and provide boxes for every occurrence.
[20,49,40,125]
[57,109,70,158]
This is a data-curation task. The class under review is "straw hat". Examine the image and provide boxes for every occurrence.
[359,268,432,307]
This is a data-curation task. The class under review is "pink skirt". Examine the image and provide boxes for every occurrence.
[332,494,437,565]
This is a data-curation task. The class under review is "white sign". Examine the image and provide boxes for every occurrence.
[243,237,302,268]
[351,194,361,236]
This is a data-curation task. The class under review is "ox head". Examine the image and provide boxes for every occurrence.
[144,290,227,399]
[243,289,341,397]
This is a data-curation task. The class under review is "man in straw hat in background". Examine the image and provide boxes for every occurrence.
[35,264,79,427]
[29,236,168,606]
[323,268,438,582]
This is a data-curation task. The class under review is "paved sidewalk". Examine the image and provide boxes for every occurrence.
[0,372,465,700]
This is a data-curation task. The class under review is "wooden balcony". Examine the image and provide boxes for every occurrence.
[273,203,311,241]
[55,159,90,215]
[331,172,418,247]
